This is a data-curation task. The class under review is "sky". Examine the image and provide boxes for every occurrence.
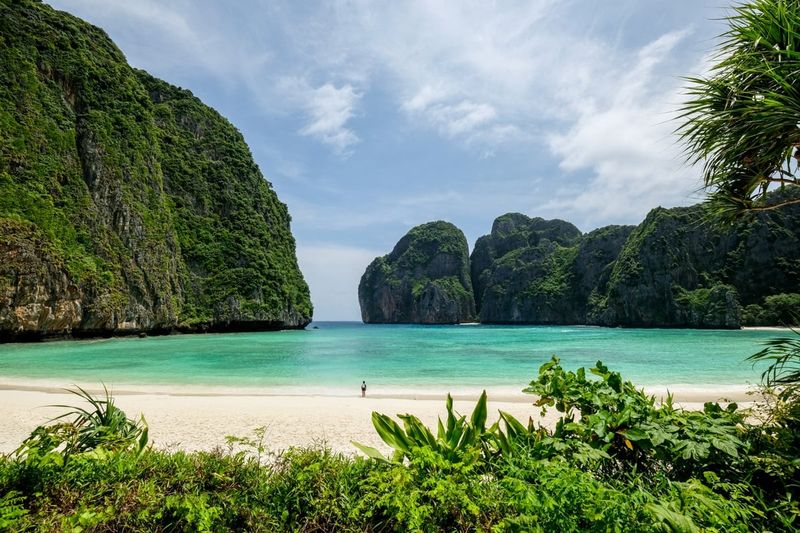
[47,0,729,321]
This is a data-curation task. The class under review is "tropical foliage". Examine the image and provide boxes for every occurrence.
[2,357,796,531]
[679,0,800,220]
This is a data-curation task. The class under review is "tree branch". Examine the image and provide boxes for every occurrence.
[747,197,800,212]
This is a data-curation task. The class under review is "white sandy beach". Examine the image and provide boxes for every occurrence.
[0,384,754,456]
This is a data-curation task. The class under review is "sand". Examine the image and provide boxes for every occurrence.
[0,383,755,457]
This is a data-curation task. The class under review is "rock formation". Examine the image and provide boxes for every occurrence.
[359,221,476,324]
[0,0,312,340]
[473,197,800,328]
[594,199,800,328]
[471,214,634,324]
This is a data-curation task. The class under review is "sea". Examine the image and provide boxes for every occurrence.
[0,322,786,397]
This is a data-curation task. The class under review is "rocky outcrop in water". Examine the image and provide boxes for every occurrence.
[359,221,476,324]
[0,0,311,341]
[593,199,800,328]
[360,199,800,328]
[473,196,800,328]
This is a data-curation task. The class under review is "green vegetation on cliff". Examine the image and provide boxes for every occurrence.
[471,214,634,325]
[470,196,800,328]
[597,197,800,327]
[0,0,311,339]
[138,74,311,327]
[359,221,475,324]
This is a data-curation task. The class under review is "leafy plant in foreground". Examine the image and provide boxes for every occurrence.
[744,331,800,516]
[525,357,747,478]
[13,385,148,465]
[353,390,491,464]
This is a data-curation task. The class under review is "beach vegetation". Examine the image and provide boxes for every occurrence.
[353,390,491,465]
[742,293,800,326]
[1,356,798,531]
[12,385,148,470]
[680,0,800,221]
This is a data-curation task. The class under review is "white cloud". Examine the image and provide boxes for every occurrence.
[424,100,497,138]
[274,77,362,155]
[55,0,271,81]
[296,243,382,321]
[350,1,557,149]
[297,83,361,154]
[543,29,703,225]
[402,84,450,112]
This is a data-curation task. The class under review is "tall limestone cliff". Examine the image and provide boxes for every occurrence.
[0,0,311,340]
[595,197,800,328]
[359,221,476,324]
[471,213,634,324]
[472,195,800,328]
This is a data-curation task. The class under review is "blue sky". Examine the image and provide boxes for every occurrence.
[47,0,728,320]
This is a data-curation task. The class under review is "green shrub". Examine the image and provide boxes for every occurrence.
[1,358,798,531]
[525,357,747,479]
[763,293,800,326]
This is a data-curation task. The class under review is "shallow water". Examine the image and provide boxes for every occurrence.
[0,322,785,394]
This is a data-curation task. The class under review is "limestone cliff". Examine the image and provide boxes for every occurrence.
[0,0,311,340]
[359,221,476,324]
[471,214,633,324]
[595,198,800,328]
[472,196,800,328]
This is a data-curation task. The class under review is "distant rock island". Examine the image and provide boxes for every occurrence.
[359,221,476,324]
[0,1,312,341]
[360,196,800,328]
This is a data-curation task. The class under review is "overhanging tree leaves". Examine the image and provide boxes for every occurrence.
[679,0,800,221]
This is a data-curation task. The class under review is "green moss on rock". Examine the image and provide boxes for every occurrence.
[596,197,800,328]
[359,221,475,324]
[0,0,311,340]
[470,197,800,328]
[471,213,633,325]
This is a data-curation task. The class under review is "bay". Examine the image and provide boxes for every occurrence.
[0,322,784,394]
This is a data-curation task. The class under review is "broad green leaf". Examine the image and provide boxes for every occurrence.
[437,417,446,441]
[371,412,410,453]
[710,437,740,457]
[351,441,390,462]
[620,427,648,442]
[470,390,488,432]
[399,414,436,448]
[499,411,527,440]
[646,503,700,533]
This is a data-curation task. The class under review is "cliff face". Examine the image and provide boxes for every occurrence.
[471,214,633,324]
[0,0,311,340]
[472,198,800,328]
[595,200,800,328]
[359,221,476,324]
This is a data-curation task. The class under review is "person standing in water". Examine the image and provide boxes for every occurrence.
[361,381,367,397]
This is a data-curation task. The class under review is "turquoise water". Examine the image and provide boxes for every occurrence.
[0,322,785,392]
